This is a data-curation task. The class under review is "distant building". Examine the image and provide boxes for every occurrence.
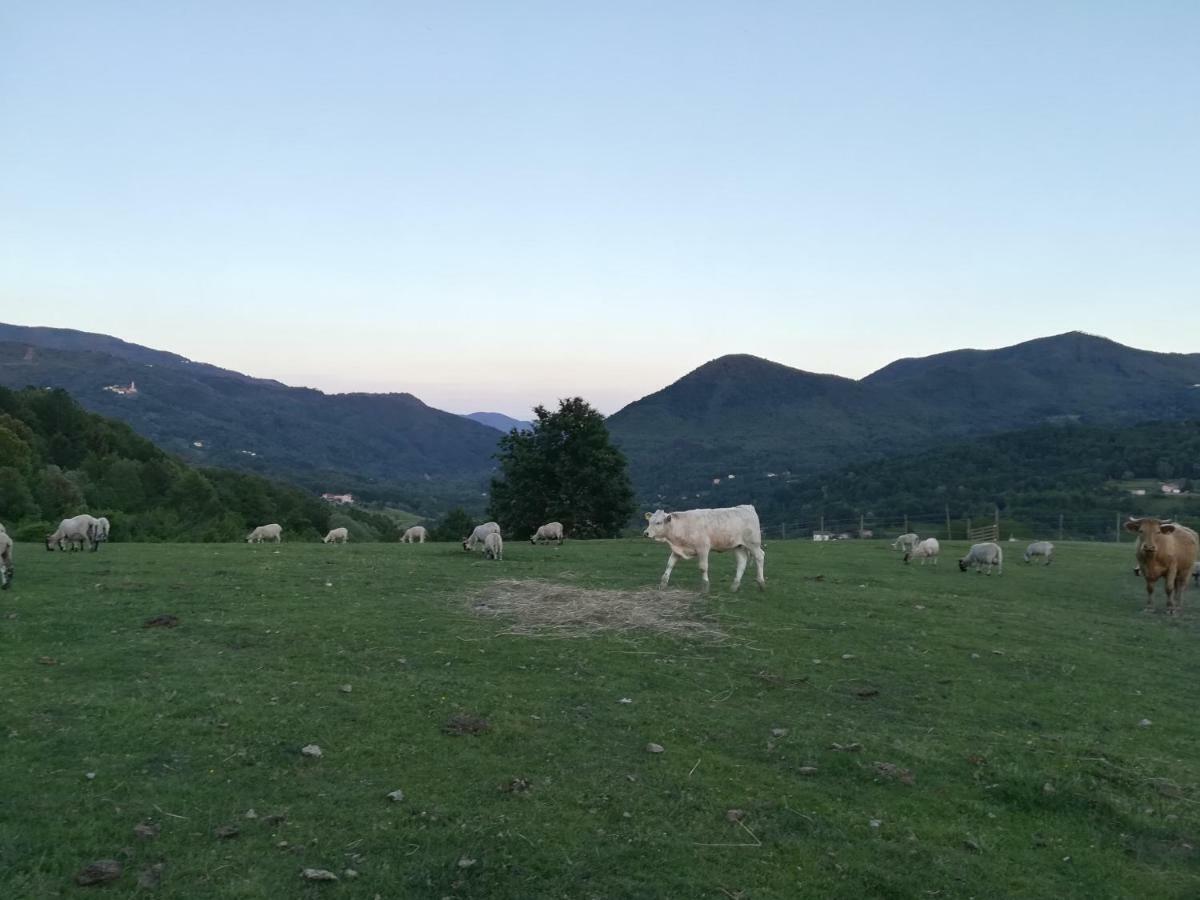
[812,531,834,542]
[103,381,138,396]
[712,478,721,485]
[192,441,204,448]
[321,493,355,505]
[1161,483,1183,495]
[858,529,874,539]
[1130,488,1146,496]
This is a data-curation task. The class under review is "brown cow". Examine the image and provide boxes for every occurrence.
[1124,517,1199,615]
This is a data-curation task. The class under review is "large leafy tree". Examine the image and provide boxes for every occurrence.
[488,398,635,539]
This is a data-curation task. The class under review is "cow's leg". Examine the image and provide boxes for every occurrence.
[1144,577,1157,612]
[1165,565,1180,615]
[697,547,711,593]
[751,545,766,590]
[660,552,681,588]
[1173,575,1188,616]
[731,548,748,592]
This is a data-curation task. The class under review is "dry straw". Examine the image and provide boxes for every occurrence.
[469,579,730,642]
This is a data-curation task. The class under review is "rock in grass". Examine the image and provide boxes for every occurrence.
[725,809,746,822]
[339,684,352,694]
[1138,718,1152,728]
[457,857,476,868]
[214,824,240,839]
[797,766,818,776]
[386,789,405,802]
[301,868,339,881]
[137,863,164,889]
[133,821,160,840]
[645,742,665,754]
[76,859,122,885]
[301,744,323,758]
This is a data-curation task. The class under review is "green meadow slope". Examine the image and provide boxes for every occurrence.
[1,539,1197,898]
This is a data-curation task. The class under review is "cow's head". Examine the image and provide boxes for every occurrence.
[957,558,970,572]
[462,537,471,551]
[45,533,58,552]
[643,510,672,540]
[1125,517,1177,556]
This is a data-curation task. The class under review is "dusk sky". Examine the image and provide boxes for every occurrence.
[3,2,1198,416]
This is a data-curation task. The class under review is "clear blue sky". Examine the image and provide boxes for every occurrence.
[2,2,1197,416]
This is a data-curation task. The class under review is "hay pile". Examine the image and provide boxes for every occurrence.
[469,579,728,641]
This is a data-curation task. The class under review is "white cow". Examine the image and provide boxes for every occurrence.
[46,514,100,552]
[643,505,766,593]
[904,537,940,566]
[892,533,919,552]
[530,522,564,545]
[959,541,1003,575]
[94,516,111,543]
[247,523,283,543]
[1023,541,1054,565]
[323,527,349,544]
[463,522,500,552]
[401,525,428,544]
[483,531,504,560]
[0,530,13,590]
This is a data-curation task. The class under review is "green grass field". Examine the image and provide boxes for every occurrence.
[2,538,1198,898]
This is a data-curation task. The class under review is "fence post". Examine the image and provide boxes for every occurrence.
[904,513,909,533]
[1115,513,1121,543]
[782,522,786,541]
[1058,514,1064,541]
[945,505,951,541]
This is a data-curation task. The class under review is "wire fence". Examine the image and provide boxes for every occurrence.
[756,508,1145,543]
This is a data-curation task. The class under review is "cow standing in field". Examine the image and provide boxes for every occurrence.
[904,537,940,566]
[401,526,428,544]
[530,522,564,545]
[1125,517,1199,615]
[463,522,500,552]
[643,505,766,593]
[247,524,283,543]
[892,533,919,553]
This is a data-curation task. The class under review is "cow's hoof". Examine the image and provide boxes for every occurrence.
[757,582,766,592]
[730,583,741,593]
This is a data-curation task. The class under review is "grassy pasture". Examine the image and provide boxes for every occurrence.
[1,538,1198,898]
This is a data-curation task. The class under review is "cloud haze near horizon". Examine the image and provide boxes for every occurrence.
[2,2,1197,417]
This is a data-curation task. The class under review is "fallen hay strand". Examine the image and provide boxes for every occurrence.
[469,579,730,642]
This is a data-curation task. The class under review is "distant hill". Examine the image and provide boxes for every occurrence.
[0,324,500,513]
[463,412,533,432]
[608,333,1200,502]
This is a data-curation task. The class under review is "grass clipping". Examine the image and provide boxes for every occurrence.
[470,579,729,642]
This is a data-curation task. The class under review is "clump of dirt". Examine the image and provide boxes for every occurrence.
[442,713,491,736]
[469,579,728,641]
[142,614,179,628]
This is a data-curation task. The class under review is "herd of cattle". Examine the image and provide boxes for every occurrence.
[5,506,1199,613]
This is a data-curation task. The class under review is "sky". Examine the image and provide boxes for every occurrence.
[2,2,1198,417]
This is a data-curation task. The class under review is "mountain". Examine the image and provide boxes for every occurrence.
[0,324,501,512]
[464,412,533,432]
[607,333,1200,502]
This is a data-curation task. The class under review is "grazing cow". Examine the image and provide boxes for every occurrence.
[530,522,564,545]
[959,542,1003,575]
[94,516,111,544]
[904,537,940,566]
[323,527,349,544]
[46,514,100,552]
[643,505,765,593]
[892,533,919,552]
[0,530,12,590]
[483,531,504,560]
[401,526,428,544]
[463,522,500,552]
[1023,541,1054,565]
[247,523,283,544]
[1125,517,1199,615]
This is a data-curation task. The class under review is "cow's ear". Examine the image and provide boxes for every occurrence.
[1123,520,1141,532]
[664,514,673,523]
[1161,524,1177,533]
[644,512,652,521]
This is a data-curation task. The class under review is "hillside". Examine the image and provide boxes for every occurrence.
[608,333,1200,501]
[0,325,501,513]
[691,419,1200,539]
[0,385,345,541]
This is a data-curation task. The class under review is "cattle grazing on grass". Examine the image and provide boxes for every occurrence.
[483,531,504,560]
[401,526,428,544]
[0,530,12,590]
[643,505,766,593]
[1125,517,1199,615]
[959,541,1003,575]
[530,522,564,545]
[904,537,940,566]
[323,527,349,544]
[1023,541,1054,565]
[463,522,500,552]
[892,533,919,552]
[247,523,283,543]
[46,514,100,552]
